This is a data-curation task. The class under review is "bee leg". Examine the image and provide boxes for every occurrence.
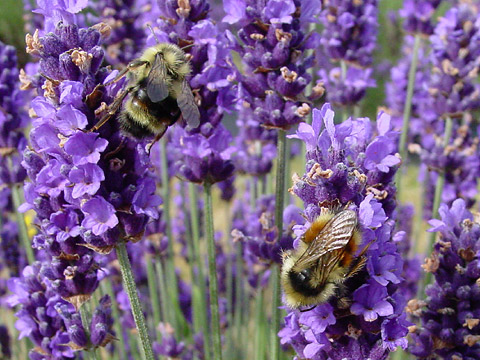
[145,124,168,155]
[145,111,181,154]
[299,305,317,313]
[104,137,126,159]
[344,255,367,279]
[89,87,134,133]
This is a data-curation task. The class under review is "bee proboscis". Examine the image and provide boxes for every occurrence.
[281,208,368,309]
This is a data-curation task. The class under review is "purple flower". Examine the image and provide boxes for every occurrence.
[399,0,442,35]
[81,197,119,236]
[381,316,409,351]
[17,5,163,356]
[364,138,401,173]
[299,304,336,333]
[89,295,115,347]
[7,263,76,358]
[174,124,235,184]
[316,0,378,107]
[231,193,299,287]
[225,0,314,130]
[351,281,394,321]
[88,0,146,66]
[153,325,186,357]
[68,164,105,199]
[264,0,296,24]
[64,132,108,166]
[47,210,81,242]
[303,330,330,357]
[132,178,162,219]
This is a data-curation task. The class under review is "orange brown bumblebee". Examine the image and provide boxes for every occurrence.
[281,207,368,309]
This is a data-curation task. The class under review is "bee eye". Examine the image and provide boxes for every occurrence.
[295,269,311,283]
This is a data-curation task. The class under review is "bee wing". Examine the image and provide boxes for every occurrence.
[315,247,348,284]
[177,79,200,128]
[146,54,169,103]
[294,210,357,270]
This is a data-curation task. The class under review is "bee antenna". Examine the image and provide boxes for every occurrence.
[39,72,61,86]
[146,23,161,44]
[180,44,195,51]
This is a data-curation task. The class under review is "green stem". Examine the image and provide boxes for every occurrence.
[154,260,170,331]
[423,115,454,291]
[203,182,223,360]
[188,183,210,359]
[270,129,286,360]
[10,183,35,264]
[182,183,201,360]
[145,255,162,341]
[6,156,34,264]
[234,242,244,358]
[395,34,421,192]
[116,242,155,360]
[254,289,266,360]
[224,234,234,357]
[160,137,187,334]
[353,105,361,119]
[391,348,410,360]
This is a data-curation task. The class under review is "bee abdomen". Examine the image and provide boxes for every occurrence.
[119,112,155,139]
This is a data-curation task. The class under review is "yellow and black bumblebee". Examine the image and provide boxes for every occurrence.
[89,43,200,145]
[281,208,368,309]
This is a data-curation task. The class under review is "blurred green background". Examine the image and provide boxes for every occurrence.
[1,0,27,65]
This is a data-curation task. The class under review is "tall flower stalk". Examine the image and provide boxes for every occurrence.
[418,3,480,257]
[0,40,32,267]
[394,0,443,192]
[18,1,162,358]
[223,1,314,356]
[116,242,154,360]
[409,199,480,359]
[146,0,236,357]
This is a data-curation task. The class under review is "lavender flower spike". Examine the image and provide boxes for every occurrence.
[409,199,480,359]
[280,104,408,359]
[18,0,159,357]
[318,0,378,107]
[0,39,30,269]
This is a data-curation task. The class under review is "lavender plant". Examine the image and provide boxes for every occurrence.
[0,40,32,269]
[3,0,480,360]
[279,104,408,359]
[417,3,480,220]
[318,0,378,111]
[409,199,480,359]
[16,1,162,358]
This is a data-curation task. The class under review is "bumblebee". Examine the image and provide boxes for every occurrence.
[281,208,368,309]
[89,43,200,147]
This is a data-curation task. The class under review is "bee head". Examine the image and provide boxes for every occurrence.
[288,267,325,297]
[290,268,311,285]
